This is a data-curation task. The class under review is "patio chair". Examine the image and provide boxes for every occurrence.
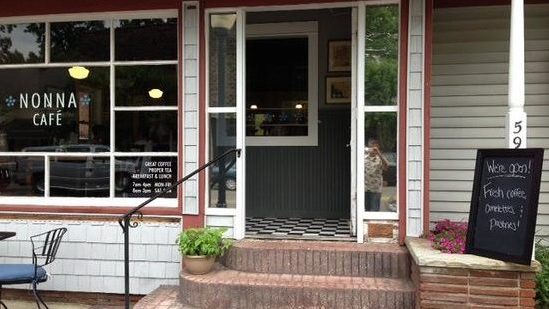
[0,227,67,309]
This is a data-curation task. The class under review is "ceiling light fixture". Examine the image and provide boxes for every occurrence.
[148,89,164,99]
[68,66,90,79]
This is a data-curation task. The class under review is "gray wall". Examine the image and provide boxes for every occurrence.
[246,9,352,219]
[247,110,351,218]
[430,4,549,237]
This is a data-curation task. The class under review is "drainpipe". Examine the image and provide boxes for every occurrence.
[506,0,526,149]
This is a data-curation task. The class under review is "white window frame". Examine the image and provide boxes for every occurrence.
[0,10,179,208]
[245,22,318,147]
[204,8,247,239]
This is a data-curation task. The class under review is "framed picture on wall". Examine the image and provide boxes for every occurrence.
[328,40,351,72]
[326,76,351,104]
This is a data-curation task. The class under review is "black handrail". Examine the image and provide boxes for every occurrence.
[118,148,241,309]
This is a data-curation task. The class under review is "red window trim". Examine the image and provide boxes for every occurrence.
[0,0,181,18]
[398,0,409,245]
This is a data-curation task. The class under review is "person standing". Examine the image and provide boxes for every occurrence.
[365,138,389,211]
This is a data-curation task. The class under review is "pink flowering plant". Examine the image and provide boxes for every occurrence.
[429,219,468,254]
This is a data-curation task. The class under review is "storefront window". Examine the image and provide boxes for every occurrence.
[115,111,177,152]
[0,15,178,201]
[116,65,177,106]
[115,18,178,61]
[51,21,110,62]
[0,23,45,64]
[0,67,110,151]
[0,156,44,196]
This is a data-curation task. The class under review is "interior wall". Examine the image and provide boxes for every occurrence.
[246,9,352,219]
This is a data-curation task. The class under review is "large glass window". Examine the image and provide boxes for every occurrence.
[0,15,178,201]
[363,4,399,213]
[0,23,45,64]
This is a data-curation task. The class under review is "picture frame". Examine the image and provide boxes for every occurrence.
[326,76,351,104]
[328,40,351,72]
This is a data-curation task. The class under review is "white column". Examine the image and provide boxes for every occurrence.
[506,0,527,149]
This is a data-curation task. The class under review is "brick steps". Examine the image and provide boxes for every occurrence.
[177,240,415,308]
[221,239,410,278]
[180,267,416,309]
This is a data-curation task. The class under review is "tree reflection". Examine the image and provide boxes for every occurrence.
[0,23,44,64]
[364,5,399,106]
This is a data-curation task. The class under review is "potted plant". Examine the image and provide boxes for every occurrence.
[176,227,232,275]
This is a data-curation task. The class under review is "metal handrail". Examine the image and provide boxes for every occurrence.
[118,148,241,309]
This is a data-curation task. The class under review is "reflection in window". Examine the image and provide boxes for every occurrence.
[364,5,399,106]
[50,21,109,62]
[0,156,44,196]
[246,38,308,137]
[209,113,236,208]
[115,65,177,106]
[0,67,110,152]
[48,156,110,197]
[115,111,177,152]
[115,156,177,198]
[115,19,177,61]
[0,23,45,64]
[364,112,397,212]
[209,13,237,108]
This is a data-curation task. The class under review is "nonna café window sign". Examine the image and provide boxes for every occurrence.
[6,91,90,127]
[0,17,179,201]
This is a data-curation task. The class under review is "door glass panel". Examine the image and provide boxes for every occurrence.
[209,113,237,208]
[364,112,397,212]
[246,38,308,137]
[208,13,237,107]
[364,4,399,106]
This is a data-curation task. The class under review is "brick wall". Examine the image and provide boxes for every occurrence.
[411,260,537,308]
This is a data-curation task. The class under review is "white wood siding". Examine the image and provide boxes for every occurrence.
[0,219,181,295]
[407,0,425,237]
[430,4,549,237]
[183,2,200,215]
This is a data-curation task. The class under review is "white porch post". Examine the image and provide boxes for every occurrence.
[506,0,526,149]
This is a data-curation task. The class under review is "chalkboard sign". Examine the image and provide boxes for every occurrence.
[466,149,544,265]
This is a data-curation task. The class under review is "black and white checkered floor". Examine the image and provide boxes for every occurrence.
[246,217,352,239]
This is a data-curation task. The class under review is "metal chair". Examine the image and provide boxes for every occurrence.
[0,227,67,309]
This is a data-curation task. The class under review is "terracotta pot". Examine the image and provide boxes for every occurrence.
[183,255,216,275]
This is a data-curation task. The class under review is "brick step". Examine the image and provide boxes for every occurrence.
[180,267,416,309]
[221,239,410,278]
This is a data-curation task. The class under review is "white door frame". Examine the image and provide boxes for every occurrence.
[205,1,401,242]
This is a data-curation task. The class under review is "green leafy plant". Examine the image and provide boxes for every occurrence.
[176,227,232,257]
[535,242,549,306]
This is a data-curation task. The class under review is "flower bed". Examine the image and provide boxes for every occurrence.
[429,219,467,254]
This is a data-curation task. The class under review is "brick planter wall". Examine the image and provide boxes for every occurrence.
[406,237,540,309]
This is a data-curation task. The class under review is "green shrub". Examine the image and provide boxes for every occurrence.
[536,242,549,306]
[176,227,232,257]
